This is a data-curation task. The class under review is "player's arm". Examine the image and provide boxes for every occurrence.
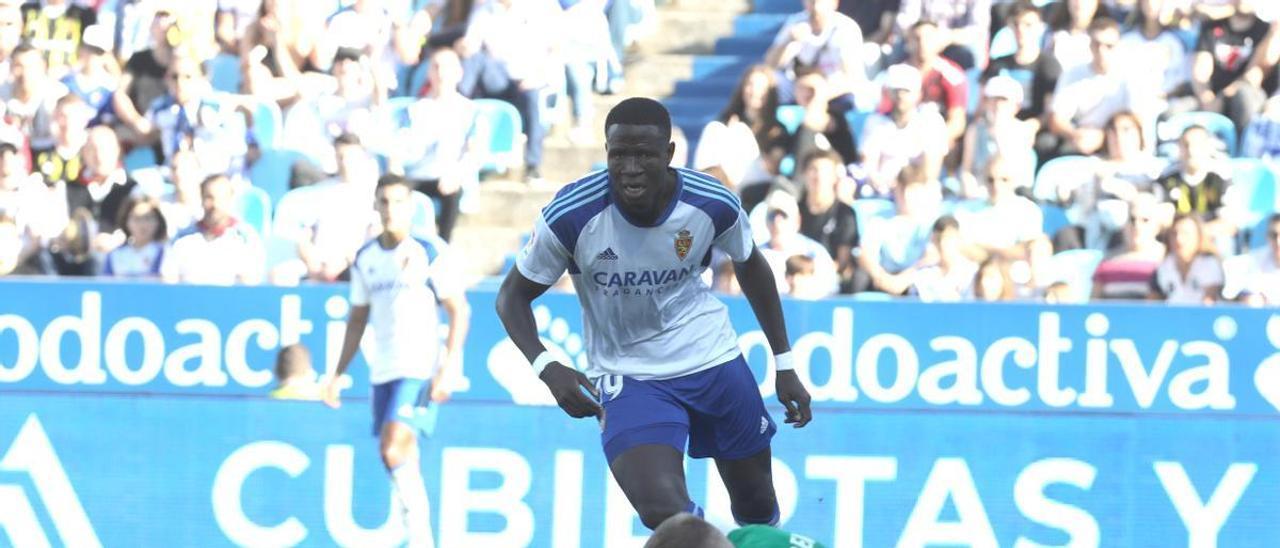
[733,247,813,428]
[431,249,472,401]
[495,268,602,418]
[323,304,369,408]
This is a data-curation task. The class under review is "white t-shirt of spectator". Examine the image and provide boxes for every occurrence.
[770,10,865,81]
[910,259,979,302]
[396,96,479,182]
[102,241,166,278]
[858,109,949,185]
[864,214,936,274]
[348,234,462,384]
[1119,29,1189,96]
[1050,63,1152,129]
[465,0,563,86]
[322,6,398,84]
[217,0,263,40]
[692,119,769,187]
[1241,246,1280,303]
[274,180,379,266]
[0,80,69,149]
[147,93,248,175]
[1150,253,1224,304]
[955,197,1043,251]
[760,235,840,296]
[161,220,265,285]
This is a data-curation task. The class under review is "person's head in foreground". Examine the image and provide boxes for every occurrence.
[270,343,321,400]
[974,256,1016,302]
[643,513,733,548]
[604,97,676,224]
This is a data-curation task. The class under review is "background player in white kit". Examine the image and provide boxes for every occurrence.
[323,174,470,548]
[496,97,813,530]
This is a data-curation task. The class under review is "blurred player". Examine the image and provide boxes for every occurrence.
[324,174,470,548]
[496,97,812,530]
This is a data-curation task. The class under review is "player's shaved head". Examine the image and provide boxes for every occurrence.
[643,513,733,548]
[605,97,672,141]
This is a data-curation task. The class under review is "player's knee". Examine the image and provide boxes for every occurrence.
[379,430,415,469]
[731,490,779,525]
[636,500,688,530]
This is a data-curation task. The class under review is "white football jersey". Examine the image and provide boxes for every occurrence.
[517,168,755,381]
[349,234,462,384]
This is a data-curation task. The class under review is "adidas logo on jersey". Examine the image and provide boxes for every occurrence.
[596,247,619,261]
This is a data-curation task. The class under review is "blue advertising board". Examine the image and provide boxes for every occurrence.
[2,280,1279,546]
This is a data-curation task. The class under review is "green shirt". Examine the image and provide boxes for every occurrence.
[728,525,826,548]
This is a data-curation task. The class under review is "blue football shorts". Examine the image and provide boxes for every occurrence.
[371,378,438,438]
[596,354,777,463]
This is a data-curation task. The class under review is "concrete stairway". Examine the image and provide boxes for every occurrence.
[452,0,797,281]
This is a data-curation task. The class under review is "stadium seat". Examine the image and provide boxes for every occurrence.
[1249,216,1274,250]
[845,110,870,140]
[246,98,283,149]
[1229,158,1279,230]
[249,148,300,207]
[966,67,982,114]
[237,185,273,239]
[473,98,524,174]
[851,198,895,238]
[776,104,805,134]
[851,291,893,301]
[1032,155,1099,205]
[1041,203,1070,237]
[122,146,158,173]
[402,58,431,98]
[207,53,242,94]
[1047,249,1105,302]
[1158,111,1238,157]
[411,190,438,236]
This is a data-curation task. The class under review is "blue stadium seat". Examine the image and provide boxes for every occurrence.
[845,110,871,140]
[473,98,523,174]
[1248,216,1273,250]
[207,53,242,94]
[237,185,273,239]
[249,148,300,206]
[1047,249,1104,302]
[776,104,805,134]
[1041,203,1070,237]
[851,291,893,301]
[731,13,789,35]
[1033,155,1099,204]
[247,98,283,149]
[1158,111,1238,157]
[966,67,982,114]
[122,146,157,173]
[411,190,437,236]
[401,59,431,98]
[851,198,895,237]
[1229,158,1278,229]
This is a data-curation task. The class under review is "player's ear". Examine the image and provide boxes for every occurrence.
[665,140,675,163]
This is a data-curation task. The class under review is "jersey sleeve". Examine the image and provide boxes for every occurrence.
[515,214,571,285]
[348,255,370,306]
[714,209,755,263]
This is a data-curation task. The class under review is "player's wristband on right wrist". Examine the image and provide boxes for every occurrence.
[531,351,556,377]
[774,351,795,372]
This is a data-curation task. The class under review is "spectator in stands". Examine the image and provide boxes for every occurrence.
[858,64,947,197]
[74,125,135,246]
[956,154,1051,285]
[797,150,857,292]
[693,64,788,209]
[3,42,68,151]
[156,147,205,235]
[1045,0,1111,71]
[1095,111,1166,201]
[789,71,856,168]
[312,0,430,89]
[560,0,613,144]
[765,0,868,110]
[389,48,477,242]
[982,1,1061,129]
[972,255,1017,301]
[910,215,978,302]
[1120,0,1192,109]
[895,0,991,71]
[760,189,839,297]
[1241,94,1280,159]
[0,141,64,245]
[275,133,379,283]
[0,212,30,275]
[161,174,265,285]
[19,0,96,79]
[290,48,385,172]
[0,3,21,87]
[841,0,898,51]
[898,20,967,144]
[457,0,562,182]
[1043,17,1154,159]
[101,195,166,278]
[146,55,248,176]
[855,163,941,295]
[61,24,117,118]
[238,0,308,105]
[959,75,1036,198]
[111,7,176,148]
[1192,0,1273,137]
[1092,193,1170,300]
[1153,125,1238,246]
[1149,212,1223,303]
[1234,213,1280,305]
[44,206,95,275]
[269,343,323,400]
[32,93,91,188]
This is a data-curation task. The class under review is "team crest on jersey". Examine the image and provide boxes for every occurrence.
[674,229,693,260]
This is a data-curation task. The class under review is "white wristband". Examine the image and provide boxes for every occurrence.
[531,351,556,377]
[774,351,795,372]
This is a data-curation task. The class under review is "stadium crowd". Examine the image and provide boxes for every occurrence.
[0,0,1275,307]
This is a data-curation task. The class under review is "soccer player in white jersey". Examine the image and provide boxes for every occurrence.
[324,174,470,547]
[496,97,813,530]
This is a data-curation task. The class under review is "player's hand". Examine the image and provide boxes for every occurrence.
[540,362,602,419]
[430,372,451,403]
[776,370,812,428]
[322,379,343,409]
